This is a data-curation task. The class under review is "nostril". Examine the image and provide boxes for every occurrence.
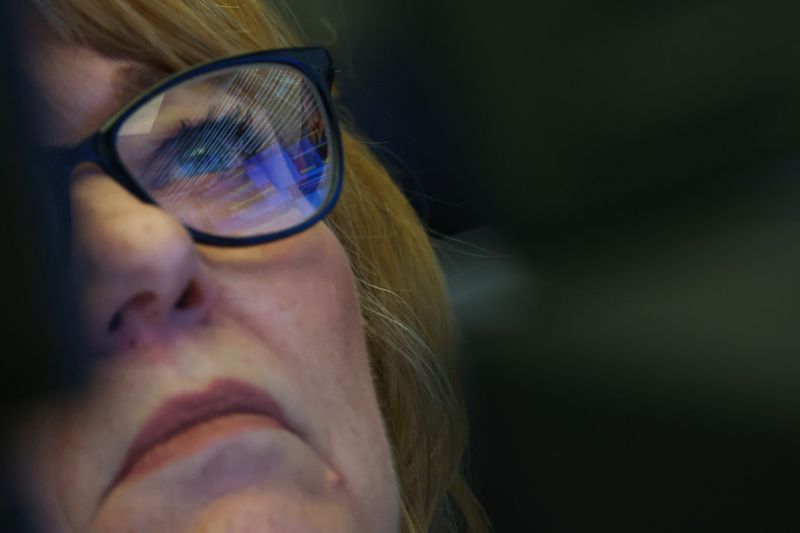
[105,282,203,335]
[175,280,204,310]
[108,312,123,332]
[107,294,153,332]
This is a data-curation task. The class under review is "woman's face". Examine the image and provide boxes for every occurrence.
[16,29,400,533]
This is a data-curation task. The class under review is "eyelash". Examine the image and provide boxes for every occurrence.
[175,112,254,150]
[153,108,268,179]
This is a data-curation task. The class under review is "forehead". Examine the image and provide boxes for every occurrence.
[28,39,161,144]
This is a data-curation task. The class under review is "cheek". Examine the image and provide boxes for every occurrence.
[203,226,399,527]
[203,224,380,444]
[207,225,365,372]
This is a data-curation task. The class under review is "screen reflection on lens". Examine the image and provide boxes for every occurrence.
[115,64,333,239]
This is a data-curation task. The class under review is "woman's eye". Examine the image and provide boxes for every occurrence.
[175,142,238,177]
[156,115,261,179]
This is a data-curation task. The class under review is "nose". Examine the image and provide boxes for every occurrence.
[70,164,215,355]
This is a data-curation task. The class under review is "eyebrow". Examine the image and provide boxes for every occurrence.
[112,64,165,103]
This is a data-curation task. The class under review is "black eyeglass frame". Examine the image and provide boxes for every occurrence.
[47,46,343,247]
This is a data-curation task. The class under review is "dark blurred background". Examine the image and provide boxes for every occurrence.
[0,4,85,530]
[283,0,800,531]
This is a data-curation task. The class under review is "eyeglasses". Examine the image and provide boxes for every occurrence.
[47,47,343,247]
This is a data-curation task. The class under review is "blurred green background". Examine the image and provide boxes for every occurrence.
[283,1,800,531]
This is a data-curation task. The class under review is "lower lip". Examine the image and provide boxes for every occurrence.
[120,413,285,485]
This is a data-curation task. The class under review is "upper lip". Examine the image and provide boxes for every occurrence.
[104,377,290,498]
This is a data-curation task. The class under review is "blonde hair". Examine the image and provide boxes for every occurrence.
[32,1,490,531]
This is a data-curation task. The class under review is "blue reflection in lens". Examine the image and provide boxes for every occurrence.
[152,111,329,211]
[239,135,327,209]
[293,137,327,207]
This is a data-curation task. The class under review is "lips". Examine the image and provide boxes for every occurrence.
[106,378,291,495]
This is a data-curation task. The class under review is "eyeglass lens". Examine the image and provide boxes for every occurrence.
[115,64,335,239]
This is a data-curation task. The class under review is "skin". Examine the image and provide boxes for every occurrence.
[15,29,400,533]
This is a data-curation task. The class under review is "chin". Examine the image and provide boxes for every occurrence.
[92,489,358,533]
[183,490,358,533]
